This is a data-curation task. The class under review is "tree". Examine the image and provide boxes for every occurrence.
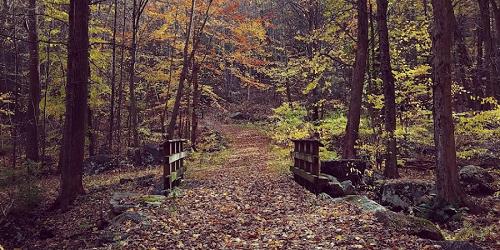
[342,0,369,159]
[54,0,90,210]
[108,0,119,152]
[477,0,495,107]
[431,0,464,206]
[26,0,41,162]
[377,0,399,178]
[128,0,149,147]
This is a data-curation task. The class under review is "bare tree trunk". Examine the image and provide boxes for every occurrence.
[478,0,495,108]
[453,14,473,111]
[343,0,369,159]
[116,0,127,155]
[190,63,200,150]
[54,0,89,210]
[167,0,196,139]
[377,0,399,178]
[129,0,139,147]
[490,0,500,98]
[26,0,41,162]
[431,0,464,206]
[42,22,52,167]
[108,0,118,152]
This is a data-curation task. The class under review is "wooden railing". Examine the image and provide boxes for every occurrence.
[290,139,328,193]
[290,139,367,194]
[163,139,188,192]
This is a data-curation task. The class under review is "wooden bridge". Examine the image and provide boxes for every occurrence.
[290,139,367,194]
[163,139,188,192]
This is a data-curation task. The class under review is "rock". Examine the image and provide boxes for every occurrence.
[321,160,367,185]
[110,211,147,227]
[375,210,444,241]
[109,192,138,215]
[84,154,121,175]
[331,195,387,213]
[434,241,483,250]
[229,112,251,120]
[340,180,356,195]
[379,179,434,212]
[459,165,496,195]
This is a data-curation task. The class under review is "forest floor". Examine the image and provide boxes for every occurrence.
[0,124,495,249]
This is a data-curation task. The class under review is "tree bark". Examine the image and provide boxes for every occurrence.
[190,63,200,150]
[167,0,196,139]
[54,0,89,210]
[342,0,369,159]
[26,0,41,162]
[116,0,127,154]
[431,0,464,206]
[129,0,140,148]
[377,0,399,178]
[108,0,118,152]
[478,0,495,107]
[490,0,500,98]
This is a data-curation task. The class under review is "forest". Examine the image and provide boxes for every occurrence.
[0,0,499,249]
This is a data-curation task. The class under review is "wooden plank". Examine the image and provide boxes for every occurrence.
[293,152,317,163]
[168,151,188,164]
[290,166,328,184]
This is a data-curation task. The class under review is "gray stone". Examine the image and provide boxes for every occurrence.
[375,210,444,241]
[110,192,138,215]
[379,179,434,212]
[340,180,356,195]
[331,195,387,213]
[459,165,496,195]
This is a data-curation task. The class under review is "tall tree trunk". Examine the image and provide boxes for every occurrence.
[490,0,500,98]
[26,0,41,162]
[474,24,485,110]
[453,15,473,111]
[377,0,399,178]
[478,0,495,108]
[108,0,118,152]
[431,0,464,206]
[42,22,52,166]
[116,0,127,154]
[129,0,140,147]
[54,0,89,210]
[342,0,369,159]
[167,0,196,139]
[190,63,200,150]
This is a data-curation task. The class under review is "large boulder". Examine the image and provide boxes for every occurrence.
[84,154,121,175]
[331,195,388,213]
[459,165,496,195]
[375,210,444,241]
[321,159,367,185]
[323,176,357,197]
[379,179,434,212]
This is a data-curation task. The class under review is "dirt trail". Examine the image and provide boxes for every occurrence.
[123,124,426,249]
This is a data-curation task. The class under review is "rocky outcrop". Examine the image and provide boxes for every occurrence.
[379,179,434,212]
[331,195,388,213]
[375,210,444,241]
[323,175,356,197]
[459,165,496,195]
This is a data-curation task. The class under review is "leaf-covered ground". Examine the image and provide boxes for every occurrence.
[2,125,479,249]
[102,125,436,249]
